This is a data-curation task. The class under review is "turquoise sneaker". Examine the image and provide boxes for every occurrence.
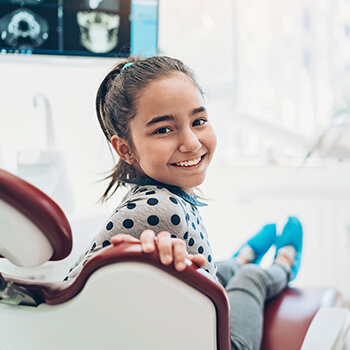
[274,216,303,280]
[233,223,277,264]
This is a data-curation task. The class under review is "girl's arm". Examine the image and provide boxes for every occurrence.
[111,229,206,271]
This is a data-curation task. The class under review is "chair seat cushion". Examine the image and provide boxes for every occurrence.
[261,287,343,350]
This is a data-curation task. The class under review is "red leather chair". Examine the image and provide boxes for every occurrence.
[0,168,348,350]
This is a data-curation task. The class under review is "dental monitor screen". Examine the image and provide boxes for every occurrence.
[0,0,158,58]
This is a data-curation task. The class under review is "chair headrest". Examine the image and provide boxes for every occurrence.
[0,169,72,266]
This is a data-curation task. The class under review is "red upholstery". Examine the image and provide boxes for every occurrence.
[0,169,72,260]
[261,287,342,350]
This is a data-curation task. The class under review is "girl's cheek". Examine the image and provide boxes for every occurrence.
[206,126,217,150]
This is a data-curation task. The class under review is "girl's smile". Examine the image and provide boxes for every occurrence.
[120,72,217,195]
[172,155,204,167]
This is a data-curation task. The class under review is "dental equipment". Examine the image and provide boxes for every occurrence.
[0,168,349,350]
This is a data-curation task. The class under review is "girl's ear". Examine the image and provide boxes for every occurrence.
[111,135,136,165]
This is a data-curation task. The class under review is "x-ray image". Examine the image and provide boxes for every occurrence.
[0,0,157,57]
[76,11,120,53]
[63,0,130,56]
[0,8,49,49]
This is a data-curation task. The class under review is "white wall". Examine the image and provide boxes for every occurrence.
[0,0,235,214]
[1,0,350,293]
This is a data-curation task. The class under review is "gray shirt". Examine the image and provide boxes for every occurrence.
[66,181,216,280]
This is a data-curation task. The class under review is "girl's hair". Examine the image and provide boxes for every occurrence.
[96,55,203,202]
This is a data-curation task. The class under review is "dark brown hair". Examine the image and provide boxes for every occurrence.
[96,55,203,201]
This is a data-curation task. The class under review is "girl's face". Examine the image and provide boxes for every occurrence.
[127,72,217,195]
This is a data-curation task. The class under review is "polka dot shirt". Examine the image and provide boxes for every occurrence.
[66,178,217,280]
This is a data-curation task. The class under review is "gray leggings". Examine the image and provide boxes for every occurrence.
[216,260,290,350]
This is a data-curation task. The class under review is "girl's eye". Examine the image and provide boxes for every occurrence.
[155,127,171,134]
[193,118,207,126]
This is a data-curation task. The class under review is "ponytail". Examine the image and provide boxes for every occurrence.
[100,159,138,201]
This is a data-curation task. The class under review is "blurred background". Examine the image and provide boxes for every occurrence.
[0,0,350,296]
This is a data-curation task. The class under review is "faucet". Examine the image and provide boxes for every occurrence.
[33,93,56,149]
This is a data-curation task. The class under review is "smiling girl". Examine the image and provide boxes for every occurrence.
[67,56,303,350]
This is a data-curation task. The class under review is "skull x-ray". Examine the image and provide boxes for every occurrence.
[0,8,49,49]
[0,0,157,57]
[76,11,120,53]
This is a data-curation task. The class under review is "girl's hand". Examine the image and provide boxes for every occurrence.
[110,229,206,272]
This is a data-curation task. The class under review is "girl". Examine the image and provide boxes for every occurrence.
[67,56,303,350]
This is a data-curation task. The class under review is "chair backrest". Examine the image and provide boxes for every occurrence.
[0,169,72,267]
[0,242,232,350]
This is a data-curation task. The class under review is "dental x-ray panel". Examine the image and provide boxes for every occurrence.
[0,0,158,57]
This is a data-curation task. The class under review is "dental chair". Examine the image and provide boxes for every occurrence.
[0,168,349,350]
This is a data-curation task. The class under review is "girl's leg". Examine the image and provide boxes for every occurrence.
[226,216,303,350]
[216,259,241,286]
[227,263,290,350]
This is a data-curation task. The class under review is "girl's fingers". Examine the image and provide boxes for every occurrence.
[187,253,206,268]
[139,229,157,253]
[110,233,139,245]
[111,231,205,272]
[172,239,187,271]
[156,231,173,265]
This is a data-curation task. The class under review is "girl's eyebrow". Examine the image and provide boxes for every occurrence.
[145,106,207,127]
[191,106,207,116]
[146,115,175,127]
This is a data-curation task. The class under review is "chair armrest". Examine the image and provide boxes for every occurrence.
[301,307,350,350]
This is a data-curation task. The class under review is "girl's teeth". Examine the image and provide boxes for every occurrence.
[176,157,201,167]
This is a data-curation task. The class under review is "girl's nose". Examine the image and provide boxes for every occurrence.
[178,129,201,153]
